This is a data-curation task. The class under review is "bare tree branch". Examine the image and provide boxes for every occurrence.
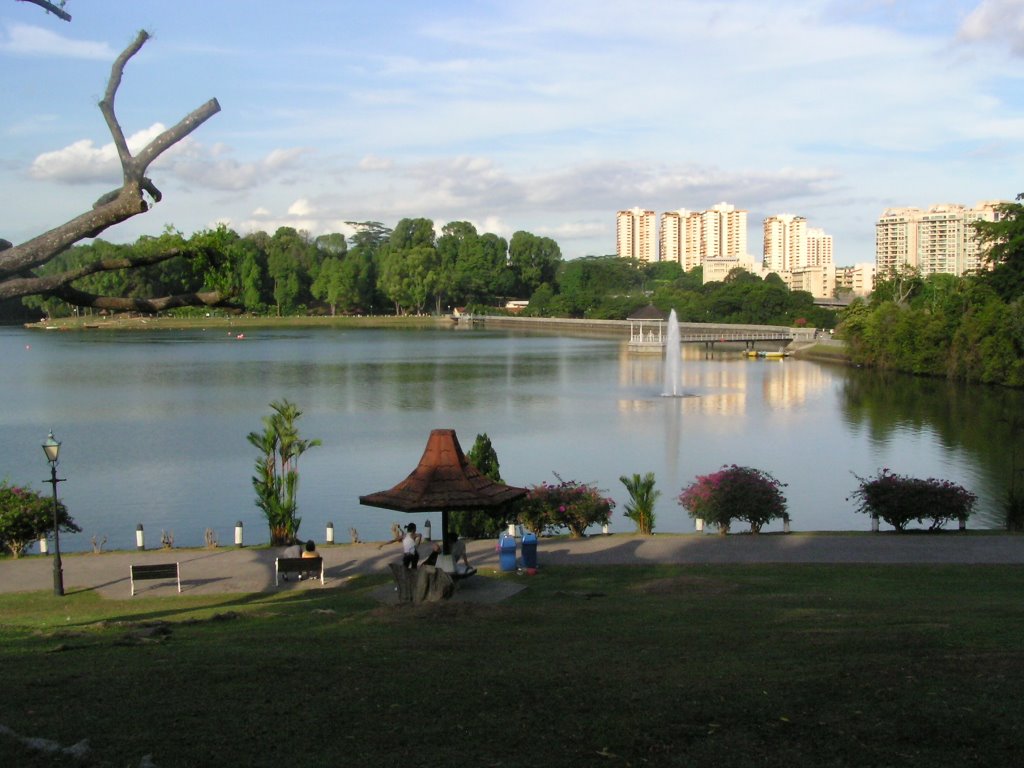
[0,248,188,301]
[17,0,71,22]
[0,29,223,309]
[47,285,238,313]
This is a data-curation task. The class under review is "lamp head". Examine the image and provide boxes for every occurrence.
[42,431,60,465]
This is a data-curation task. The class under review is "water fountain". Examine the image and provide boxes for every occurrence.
[661,309,682,397]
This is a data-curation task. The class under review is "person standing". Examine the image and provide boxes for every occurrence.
[402,523,421,569]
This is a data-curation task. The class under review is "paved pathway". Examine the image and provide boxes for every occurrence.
[2,533,1023,599]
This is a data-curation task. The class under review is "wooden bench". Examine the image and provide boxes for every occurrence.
[130,562,181,596]
[275,556,324,586]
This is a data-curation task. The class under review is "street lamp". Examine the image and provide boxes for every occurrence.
[42,431,65,597]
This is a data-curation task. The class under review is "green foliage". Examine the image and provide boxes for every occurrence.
[516,476,615,537]
[849,469,977,532]
[450,434,506,539]
[0,481,79,557]
[678,465,788,534]
[619,472,660,535]
[974,194,1024,302]
[246,399,321,545]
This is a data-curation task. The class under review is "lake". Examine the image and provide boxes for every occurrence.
[1,324,1018,552]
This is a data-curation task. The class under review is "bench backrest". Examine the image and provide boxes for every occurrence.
[276,556,323,573]
[130,562,181,596]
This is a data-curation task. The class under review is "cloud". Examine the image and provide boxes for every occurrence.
[169,143,309,191]
[358,155,393,171]
[29,124,168,183]
[0,23,115,59]
[958,0,1024,55]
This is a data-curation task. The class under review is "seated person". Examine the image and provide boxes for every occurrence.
[299,539,320,580]
[447,532,476,577]
[422,542,442,567]
[279,538,303,581]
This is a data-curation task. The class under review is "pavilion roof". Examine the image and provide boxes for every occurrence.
[358,429,527,513]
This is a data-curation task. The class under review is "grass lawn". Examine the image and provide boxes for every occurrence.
[1,564,1022,767]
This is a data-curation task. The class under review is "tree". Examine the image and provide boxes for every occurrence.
[450,433,506,538]
[0,31,231,313]
[975,194,1024,302]
[0,480,80,558]
[247,400,321,546]
[508,231,561,298]
[619,472,660,535]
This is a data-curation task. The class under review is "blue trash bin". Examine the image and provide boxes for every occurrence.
[521,532,538,569]
[498,533,517,572]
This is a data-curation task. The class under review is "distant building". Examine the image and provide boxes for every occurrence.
[875,201,1007,278]
[763,215,835,298]
[616,207,657,263]
[835,264,876,297]
[659,209,703,271]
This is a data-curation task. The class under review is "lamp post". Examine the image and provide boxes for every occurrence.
[42,431,65,597]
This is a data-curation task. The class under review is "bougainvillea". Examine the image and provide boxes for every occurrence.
[516,476,615,537]
[849,469,976,532]
[678,465,788,534]
[0,481,79,557]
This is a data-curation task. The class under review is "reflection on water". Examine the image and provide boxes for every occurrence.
[0,326,1015,551]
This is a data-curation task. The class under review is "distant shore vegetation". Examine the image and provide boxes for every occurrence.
[7,217,836,331]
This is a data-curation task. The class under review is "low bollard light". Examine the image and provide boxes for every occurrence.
[695,518,704,532]
[235,520,244,547]
[602,522,610,535]
[871,513,879,533]
[424,519,431,541]
[783,517,791,534]
[38,536,48,555]
[326,521,335,544]
[136,523,145,551]
[507,522,516,537]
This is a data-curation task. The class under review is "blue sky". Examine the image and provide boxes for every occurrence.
[2,0,1022,264]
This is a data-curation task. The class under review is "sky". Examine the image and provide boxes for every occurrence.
[2,0,1023,265]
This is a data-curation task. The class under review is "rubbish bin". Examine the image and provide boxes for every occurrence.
[521,532,538,570]
[498,533,517,572]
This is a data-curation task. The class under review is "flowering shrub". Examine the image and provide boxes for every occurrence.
[0,481,80,558]
[849,469,977,532]
[678,465,788,534]
[516,476,615,537]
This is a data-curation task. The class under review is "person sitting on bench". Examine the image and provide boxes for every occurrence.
[299,539,320,580]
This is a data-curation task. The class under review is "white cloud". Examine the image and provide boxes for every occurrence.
[0,23,115,59]
[287,198,314,216]
[959,0,1024,55]
[29,124,169,183]
[159,143,309,192]
[358,155,393,171]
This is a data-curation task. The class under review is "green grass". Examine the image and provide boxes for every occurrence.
[2,565,1023,767]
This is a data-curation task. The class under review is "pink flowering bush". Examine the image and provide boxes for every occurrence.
[0,481,79,557]
[516,476,615,537]
[678,465,788,534]
[849,469,977,532]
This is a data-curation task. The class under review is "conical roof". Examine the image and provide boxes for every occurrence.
[359,429,527,513]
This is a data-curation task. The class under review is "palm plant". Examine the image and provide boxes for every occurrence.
[247,399,321,545]
[619,472,660,535]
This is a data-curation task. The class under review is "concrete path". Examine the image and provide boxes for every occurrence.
[2,533,1023,600]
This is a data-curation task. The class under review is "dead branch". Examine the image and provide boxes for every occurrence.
[17,0,71,22]
[0,29,223,309]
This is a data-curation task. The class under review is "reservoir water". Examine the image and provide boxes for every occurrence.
[1,324,1018,552]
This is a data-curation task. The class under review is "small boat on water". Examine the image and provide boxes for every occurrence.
[744,349,791,359]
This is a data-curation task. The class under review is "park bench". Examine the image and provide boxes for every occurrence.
[275,556,324,586]
[435,554,477,580]
[130,562,181,596]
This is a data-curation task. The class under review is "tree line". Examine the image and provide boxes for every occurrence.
[18,219,561,319]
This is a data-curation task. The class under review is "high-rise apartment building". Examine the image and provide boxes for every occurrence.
[616,207,657,263]
[703,202,748,259]
[763,214,807,273]
[806,227,834,268]
[875,201,1006,277]
[659,209,702,270]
